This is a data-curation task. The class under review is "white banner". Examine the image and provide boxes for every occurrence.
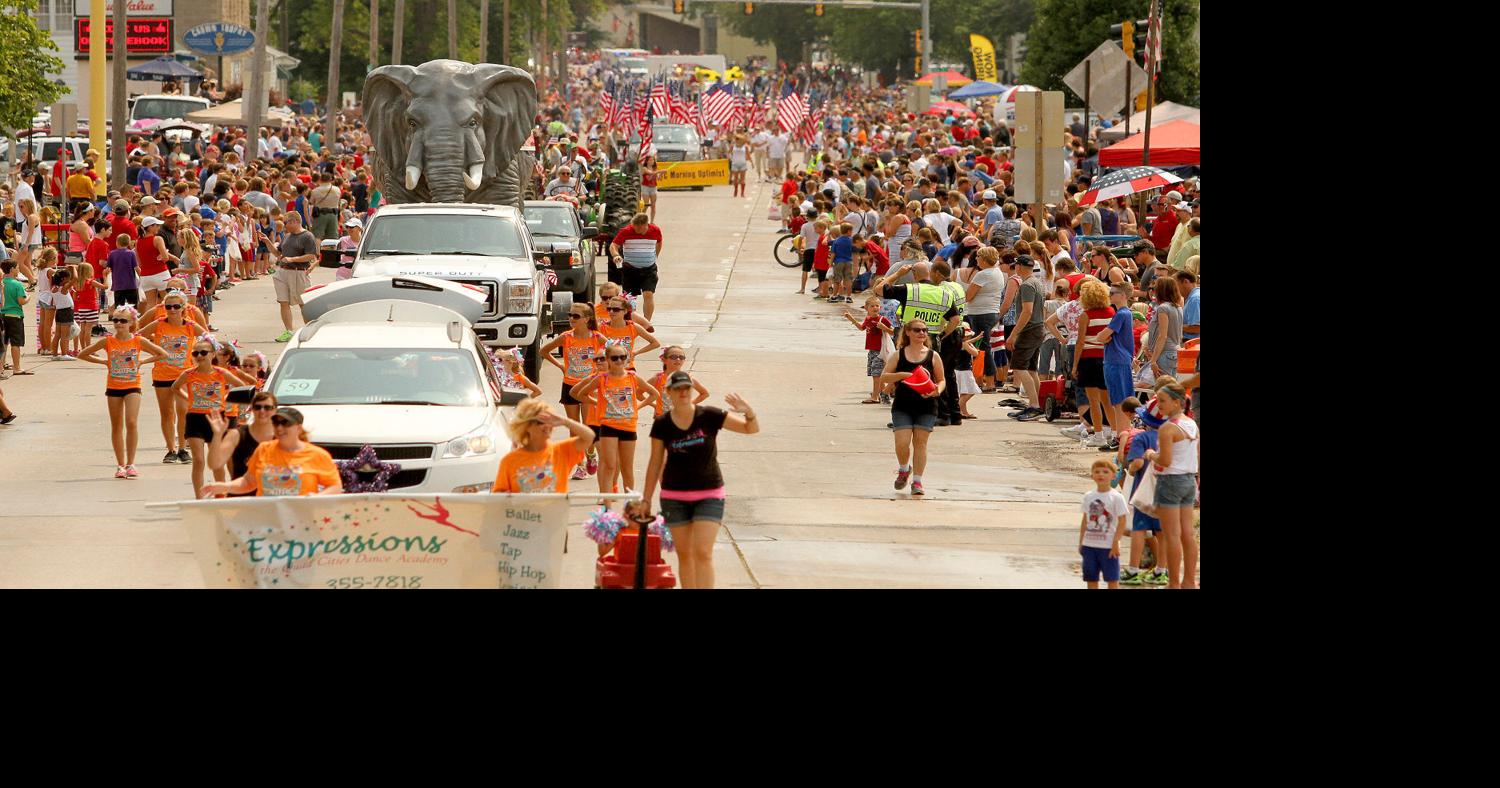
[178,493,575,589]
[74,0,174,16]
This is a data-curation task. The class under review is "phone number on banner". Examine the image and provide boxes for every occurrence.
[325,575,424,589]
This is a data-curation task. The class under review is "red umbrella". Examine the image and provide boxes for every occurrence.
[1075,166,1183,207]
[923,100,976,118]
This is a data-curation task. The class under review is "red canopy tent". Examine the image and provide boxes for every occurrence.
[1098,119,1200,168]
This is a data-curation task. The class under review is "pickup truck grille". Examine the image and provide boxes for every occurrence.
[656,149,686,161]
[452,280,499,318]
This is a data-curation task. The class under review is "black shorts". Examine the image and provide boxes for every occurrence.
[801,250,815,272]
[55,307,75,324]
[561,380,581,406]
[815,267,828,283]
[153,379,174,389]
[1077,357,1106,389]
[1009,324,1045,371]
[105,388,142,398]
[1,315,24,347]
[185,411,215,442]
[113,289,139,307]
[621,264,659,295]
[598,424,637,441]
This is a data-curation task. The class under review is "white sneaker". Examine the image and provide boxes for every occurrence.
[1059,423,1088,438]
[1102,426,1116,440]
[1084,432,1109,448]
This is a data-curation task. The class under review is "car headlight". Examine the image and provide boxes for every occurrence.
[442,425,498,459]
[506,280,533,314]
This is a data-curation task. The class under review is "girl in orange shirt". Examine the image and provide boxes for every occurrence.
[569,345,660,497]
[647,345,709,418]
[539,302,605,424]
[599,296,661,371]
[138,291,207,465]
[173,337,256,498]
[77,306,169,479]
[594,282,654,333]
[202,407,342,497]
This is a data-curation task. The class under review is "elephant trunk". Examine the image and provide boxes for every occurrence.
[463,131,485,192]
[421,132,468,203]
[403,135,425,191]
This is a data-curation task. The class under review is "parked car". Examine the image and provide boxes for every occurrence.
[128,94,212,125]
[352,203,559,382]
[265,277,514,494]
[523,200,598,306]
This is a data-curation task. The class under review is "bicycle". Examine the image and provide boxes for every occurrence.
[773,231,801,268]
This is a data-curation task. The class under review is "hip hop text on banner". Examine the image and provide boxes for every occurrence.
[657,159,730,188]
[178,493,572,589]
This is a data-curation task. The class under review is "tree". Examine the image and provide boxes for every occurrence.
[1021,0,1199,106]
[0,0,67,132]
[327,0,345,145]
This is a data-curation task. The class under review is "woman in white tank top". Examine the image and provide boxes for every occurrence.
[1145,382,1199,589]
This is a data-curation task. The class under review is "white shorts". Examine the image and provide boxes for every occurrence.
[138,271,171,292]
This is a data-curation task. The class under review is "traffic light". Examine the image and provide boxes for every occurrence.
[913,29,922,52]
[673,0,684,12]
[743,2,753,14]
[814,2,824,15]
[1110,19,1148,58]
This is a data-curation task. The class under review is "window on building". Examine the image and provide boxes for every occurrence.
[35,0,54,31]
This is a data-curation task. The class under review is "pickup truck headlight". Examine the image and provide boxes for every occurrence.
[442,425,498,459]
[506,280,533,314]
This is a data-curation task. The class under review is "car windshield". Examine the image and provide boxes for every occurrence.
[269,349,486,407]
[525,208,577,238]
[363,214,528,257]
[653,126,699,145]
[0,140,70,164]
[132,98,209,121]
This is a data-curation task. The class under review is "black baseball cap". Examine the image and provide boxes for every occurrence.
[272,407,304,425]
[664,371,694,389]
[1013,255,1035,269]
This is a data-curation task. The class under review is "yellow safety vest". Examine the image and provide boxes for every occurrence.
[938,280,966,319]
[898,283,953,333]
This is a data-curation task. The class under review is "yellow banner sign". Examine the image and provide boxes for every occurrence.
[658,159,730,188]
[970,34,998,83]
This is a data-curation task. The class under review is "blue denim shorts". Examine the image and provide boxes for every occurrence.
[890,409,937,432]
[1081,545,1120,582]
[659,497,726,527]
[1154,473,1197,508]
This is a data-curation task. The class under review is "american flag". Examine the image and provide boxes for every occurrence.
[777,83,805,134]
[1146,0,1164,73]
[611,84,632,131]
[633,89,648,134]
[703,83,738,129]
[669,82,693,125]
[599,81,615,127]
[800,96,823,145]
[649,78,669,119]
[688,96,706,136]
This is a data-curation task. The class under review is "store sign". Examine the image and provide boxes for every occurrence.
[74,17,173,55]
[183,22,256,57]
[73,0,174,15]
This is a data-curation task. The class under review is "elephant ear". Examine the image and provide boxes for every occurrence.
[473,64,537,183]
[362,65,418,197]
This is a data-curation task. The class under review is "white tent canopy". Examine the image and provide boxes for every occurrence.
[184,99,292,129]
[1098,101,1200,142]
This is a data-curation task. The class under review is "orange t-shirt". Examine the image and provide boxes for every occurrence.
[245,441,340,496]
[152,322,195,381]
[153,303,208,328]
[105,335,143,390]
[599,322,640,369]
[596,373,641,431]
[492,439,585,493]
[180,366,232,414]
[560,330,606,384]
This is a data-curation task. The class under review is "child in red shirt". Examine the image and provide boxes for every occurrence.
[843,296,894,404]
[813,219,832,300]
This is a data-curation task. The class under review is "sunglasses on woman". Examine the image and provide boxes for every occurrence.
[165,304,184,310]
[270,417,293,427]
[906,327,927,334]
[251,404,276,412]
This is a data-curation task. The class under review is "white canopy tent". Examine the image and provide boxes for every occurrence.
[1098,101,1200,142]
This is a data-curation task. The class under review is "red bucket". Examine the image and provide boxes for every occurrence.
[902,365,938,396]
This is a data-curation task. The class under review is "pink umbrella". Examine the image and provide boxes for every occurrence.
[937,145,962,156]
[922,100,976,118]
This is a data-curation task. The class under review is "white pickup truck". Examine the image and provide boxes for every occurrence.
[353,203,560,381]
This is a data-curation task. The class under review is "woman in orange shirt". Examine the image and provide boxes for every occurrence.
[201,407,343,497]
[491,397,595,494]
[173,337,256,498]
[137,291,206,465]
[76,305,168,479]
[599,296,661,371]
[569,345,660,496]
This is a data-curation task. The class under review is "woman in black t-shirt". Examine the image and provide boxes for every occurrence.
[632,372,759,589]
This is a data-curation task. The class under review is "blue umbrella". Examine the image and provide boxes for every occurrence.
[126,56,202,81]
[947,80,1008,99]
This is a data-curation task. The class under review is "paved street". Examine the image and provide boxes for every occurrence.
[1,178,1112,588]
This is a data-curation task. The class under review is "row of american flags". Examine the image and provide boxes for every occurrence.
[597,77,828,147]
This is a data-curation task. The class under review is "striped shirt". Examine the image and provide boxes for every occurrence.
[611,225,663,269]
[1081,307,1117,359]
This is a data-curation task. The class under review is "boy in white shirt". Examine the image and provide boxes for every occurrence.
[1079,458,1129,588]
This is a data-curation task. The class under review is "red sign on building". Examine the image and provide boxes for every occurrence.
[74,17,174,55]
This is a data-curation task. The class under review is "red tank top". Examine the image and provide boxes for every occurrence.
[1081,307,1117,360]
[137,235,168,276]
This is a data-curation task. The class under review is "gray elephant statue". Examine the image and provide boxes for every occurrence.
[363,59,538,209]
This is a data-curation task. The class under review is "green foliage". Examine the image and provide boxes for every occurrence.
[718,4,829,67]
[0,0,68,131]
[1021,0,1198,106]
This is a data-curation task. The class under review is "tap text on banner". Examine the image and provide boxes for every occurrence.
[178,493,574,588]
[657,159,730,188]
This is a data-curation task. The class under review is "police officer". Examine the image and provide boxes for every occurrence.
[930,260,967,426]
[875,260,962,425]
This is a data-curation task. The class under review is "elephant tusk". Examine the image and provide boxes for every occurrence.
[464,163,484,191]
[405,166,421,190]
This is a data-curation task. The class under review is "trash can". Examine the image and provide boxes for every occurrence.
[319,239,342,269]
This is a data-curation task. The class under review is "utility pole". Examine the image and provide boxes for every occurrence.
[88,0,105,157]
[369,0,379,72]
[327,0,345,150]
[248,0,270,154]
[110,0,126,189]
[502,0,510,64]
[919,0,930,77]
[448,0,458,60]
[480,0,490,62]
[392,0,404,65]
[541,0,549,82]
